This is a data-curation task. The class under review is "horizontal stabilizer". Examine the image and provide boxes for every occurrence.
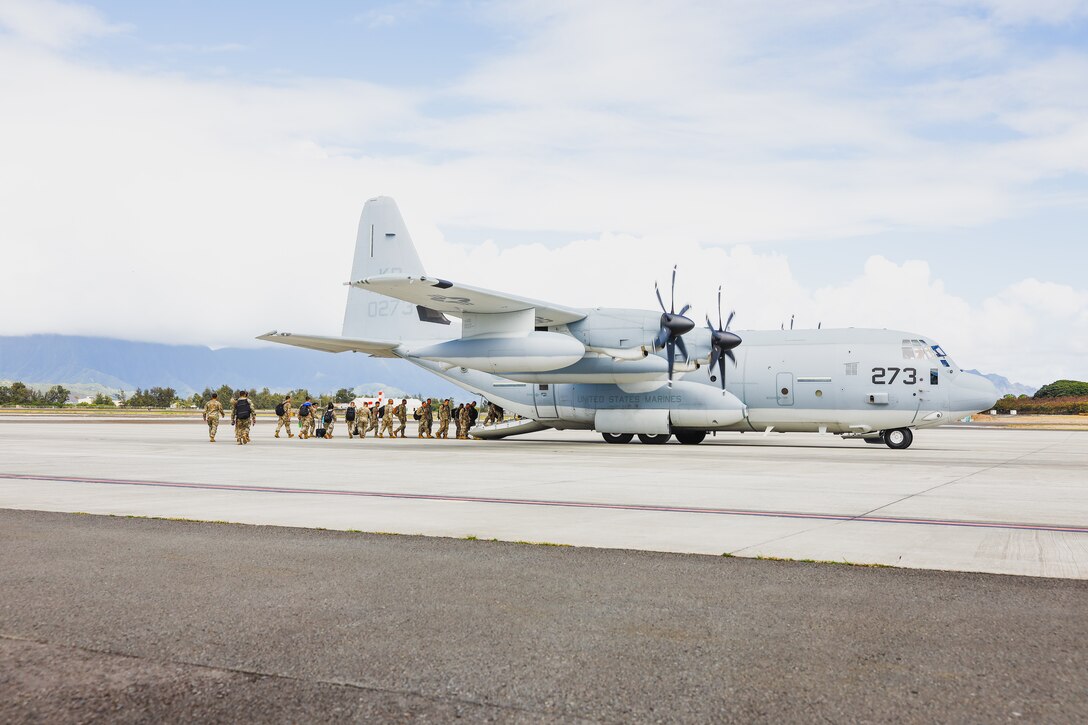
[351,275,586,327]
[256,331,400,358]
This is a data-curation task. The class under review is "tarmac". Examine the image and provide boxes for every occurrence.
[2,509,1086,723]
[0,417,1086,578]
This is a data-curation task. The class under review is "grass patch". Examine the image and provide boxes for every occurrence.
[754,554,892,568]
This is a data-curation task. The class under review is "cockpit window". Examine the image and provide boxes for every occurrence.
[902,339,936,360]
[931,344,956,369]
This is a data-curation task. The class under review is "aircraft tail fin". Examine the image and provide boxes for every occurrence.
[341,197,454,342]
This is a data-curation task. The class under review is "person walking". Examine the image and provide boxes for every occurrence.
[394,399,408,438]
[379,401,395,439]
[345,401,358,439]
[322,402,336,439]
[418,398,434,438]
[453,403,464,439]
[274,394,294,438]
[457,403,472,440]
[297,396,315,439]
[356,402,371,439]
[233,390,255,445]
[367,401,381,436]
[202,392,223,442]
[437,399,451,439]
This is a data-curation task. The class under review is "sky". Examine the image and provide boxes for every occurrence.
[0,0,1086,386]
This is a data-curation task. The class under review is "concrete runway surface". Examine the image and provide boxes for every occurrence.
[2,509,1086,723]
[0,418,1085,578]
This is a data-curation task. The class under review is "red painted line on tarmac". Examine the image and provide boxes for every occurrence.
[2,472,1087,535]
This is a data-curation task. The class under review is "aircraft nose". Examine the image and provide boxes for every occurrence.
[952,372,1000,414]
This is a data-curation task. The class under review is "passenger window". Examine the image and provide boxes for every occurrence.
[930,368,939,385]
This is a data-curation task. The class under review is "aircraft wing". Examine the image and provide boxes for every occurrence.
[352,275,586,326]
[256,331,400,358]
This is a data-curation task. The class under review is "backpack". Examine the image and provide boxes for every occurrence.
[345,407,356,422]
[275,402,285,417]
[235,398,251,420]
[323,410,333,425]
[298,402,310,417]
[413,407,421,420]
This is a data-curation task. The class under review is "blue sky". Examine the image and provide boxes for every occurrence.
[0,1,1086,384]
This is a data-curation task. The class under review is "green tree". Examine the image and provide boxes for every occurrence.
[92,393,115,406]
[1034,380,1088,398]
[334,388,355,404]
[8,382,32,405]
[44,385,70,406]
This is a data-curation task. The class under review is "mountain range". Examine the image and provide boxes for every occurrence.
[0,335,461,400]
[963,370,1037,398]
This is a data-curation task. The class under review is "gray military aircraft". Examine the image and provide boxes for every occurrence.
[260,197,998,449]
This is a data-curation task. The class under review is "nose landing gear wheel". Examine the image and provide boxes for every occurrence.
[601,432,634,444]
[637,433,672,445]
[674,430,707,445]
[883,427,914,449]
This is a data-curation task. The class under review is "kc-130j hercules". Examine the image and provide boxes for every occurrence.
[260,197,998,449]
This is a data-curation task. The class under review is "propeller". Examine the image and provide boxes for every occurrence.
[653,266,695,384]
[706,286,742,389]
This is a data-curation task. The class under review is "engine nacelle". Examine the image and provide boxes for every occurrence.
[411,332,586,373]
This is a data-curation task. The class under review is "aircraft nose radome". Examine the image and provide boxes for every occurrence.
[955,372,1000,414]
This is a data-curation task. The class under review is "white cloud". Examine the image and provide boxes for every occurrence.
[0,1,1085,386]
[0,0,127,48]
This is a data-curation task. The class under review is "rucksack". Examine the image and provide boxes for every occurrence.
[323,410,333,425]
[298,402,310,417]
[345,407,356,421]
[235,398,251,420]
[275,402,285,417]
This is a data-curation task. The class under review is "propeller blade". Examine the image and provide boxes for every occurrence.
[718,355,727,389]
[709,347,720,371]
[706,316,714,332]
[678,303,691,317]
[676,336,689,363]
[717,286,723,330]
[670,266,677,313]
[724,310,735,332]
[654,283,667,314]
[666,340,675,382]
[725,349,736,366]
[790,314,794,331]
[654,325,670,350]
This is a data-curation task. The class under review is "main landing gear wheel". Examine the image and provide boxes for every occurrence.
[601,432,634,444]
[674,430,707,445]
[637,433,672,445]
[883,428,914,450]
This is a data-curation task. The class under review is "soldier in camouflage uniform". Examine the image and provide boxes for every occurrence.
[202,392,224,442]
[394,399,408,438]
[379,402,394,438]
[228,393,238,426]
[345,401,358,439]
[322,403,336,439]
[274,395,294,438]
[297,396,315,439]
[457,403,472,439]
[233,390,255,445]
[418,398,433,438]
[367,402,381,435]
[356,403,371,439]
[437,399,451,439]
